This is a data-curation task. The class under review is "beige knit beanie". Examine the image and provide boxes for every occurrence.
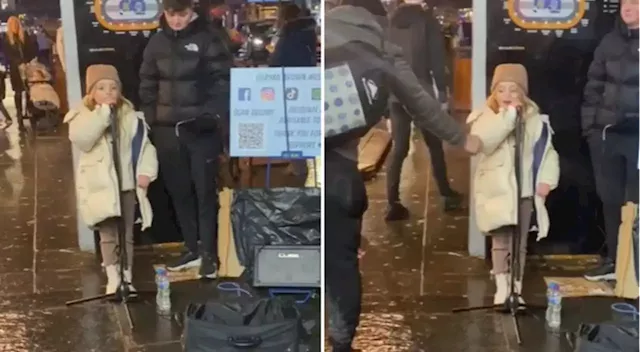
[491,63,528,94]
[85,64,121,95]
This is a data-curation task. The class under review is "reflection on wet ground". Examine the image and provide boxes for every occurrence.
[0,94,320,351]
[0,92,630,352]
[352,132,628,351]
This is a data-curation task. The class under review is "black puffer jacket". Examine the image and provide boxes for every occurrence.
[139,13,232,128]
[581,17,639,135]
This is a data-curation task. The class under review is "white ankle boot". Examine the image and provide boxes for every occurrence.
[493,273,510,305]
[514,280,525,305]
[124,267,137,296]
[105,265,120,295]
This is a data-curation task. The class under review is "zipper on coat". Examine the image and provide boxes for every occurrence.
[171,32,179,150]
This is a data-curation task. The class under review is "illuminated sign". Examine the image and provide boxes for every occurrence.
[94,0,162,31]
[507,0,587,30]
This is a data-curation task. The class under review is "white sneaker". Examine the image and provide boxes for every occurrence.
[514,280,526,306]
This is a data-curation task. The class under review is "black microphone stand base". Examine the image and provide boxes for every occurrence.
[452,295,545,344]
[65,285,156,330]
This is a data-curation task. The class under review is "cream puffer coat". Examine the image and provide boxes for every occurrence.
[468,105,560,241]
[64,99,158,230]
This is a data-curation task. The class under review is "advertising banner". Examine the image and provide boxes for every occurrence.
[229,67,321,158]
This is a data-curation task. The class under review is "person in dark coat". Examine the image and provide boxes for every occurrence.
[269,3,318,179]
[582,0,639,282]
[324,0,482,350]
[3,16,36,130]
[269,3,318,68]
[385,0,461,220]
[138,0,232,279]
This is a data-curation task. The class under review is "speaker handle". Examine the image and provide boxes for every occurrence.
[227,336,263,348]
[269,288,313,304]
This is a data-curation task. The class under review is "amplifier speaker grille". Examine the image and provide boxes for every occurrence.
[253,245,321,288]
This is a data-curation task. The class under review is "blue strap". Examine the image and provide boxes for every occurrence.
[216,282,253,297]
[611,303,639,320]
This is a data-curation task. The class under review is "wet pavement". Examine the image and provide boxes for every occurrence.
[0,92,319,351]
[0,91,632,352]
[352,130,631,351]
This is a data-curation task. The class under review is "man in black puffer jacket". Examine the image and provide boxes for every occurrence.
[139,0,232,279]
[582,0,639,282]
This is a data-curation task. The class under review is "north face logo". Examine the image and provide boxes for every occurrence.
[362,78,378,105]
[185,43,199,52]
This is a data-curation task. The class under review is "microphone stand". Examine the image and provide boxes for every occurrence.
[451,108,545,345]
[66,106,147,330]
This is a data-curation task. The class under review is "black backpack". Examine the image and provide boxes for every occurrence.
[573,321,639,352]
[324,39,390,149]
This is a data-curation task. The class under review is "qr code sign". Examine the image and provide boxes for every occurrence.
[237,122,266,150]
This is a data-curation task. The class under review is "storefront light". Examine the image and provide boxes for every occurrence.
[252,37,264,47]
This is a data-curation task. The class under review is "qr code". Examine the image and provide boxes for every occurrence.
[238,122,266,150]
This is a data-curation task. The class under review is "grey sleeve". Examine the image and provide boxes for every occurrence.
[383,41,466,147]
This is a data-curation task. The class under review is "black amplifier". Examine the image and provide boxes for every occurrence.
[252,245,321,288]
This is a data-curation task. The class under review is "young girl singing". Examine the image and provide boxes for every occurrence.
[467,64,560,306]
[64,64,158,295]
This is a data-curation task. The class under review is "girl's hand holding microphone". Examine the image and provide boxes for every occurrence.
[96,103,112,123]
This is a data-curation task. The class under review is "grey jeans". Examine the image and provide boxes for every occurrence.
[490,198,534,277]
[97,191,136,267]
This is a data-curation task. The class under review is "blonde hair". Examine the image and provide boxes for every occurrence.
[82,84,123,111]
[7,17,25,46]
[487,85,539,115]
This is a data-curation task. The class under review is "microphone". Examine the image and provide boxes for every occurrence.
[109,104,117,122]
[513,105,524,124]
[108,104,118,140]
[515,105,523,116]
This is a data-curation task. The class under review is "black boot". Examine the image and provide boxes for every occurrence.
[385,202,410,221]
[14,93,26,132]
[442,190,463,212]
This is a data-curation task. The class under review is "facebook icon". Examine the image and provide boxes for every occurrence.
[238,88,251,101]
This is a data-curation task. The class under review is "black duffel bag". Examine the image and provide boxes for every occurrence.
[573,320,639,352]
[183,296,302,351]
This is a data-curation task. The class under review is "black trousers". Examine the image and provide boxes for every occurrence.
[588,131,639,261]
[153,125,220,258]
[325,151,366,351]
[386,102,452,203]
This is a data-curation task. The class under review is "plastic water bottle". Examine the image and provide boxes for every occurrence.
[155,267,171,315]
[545,282,562,331]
